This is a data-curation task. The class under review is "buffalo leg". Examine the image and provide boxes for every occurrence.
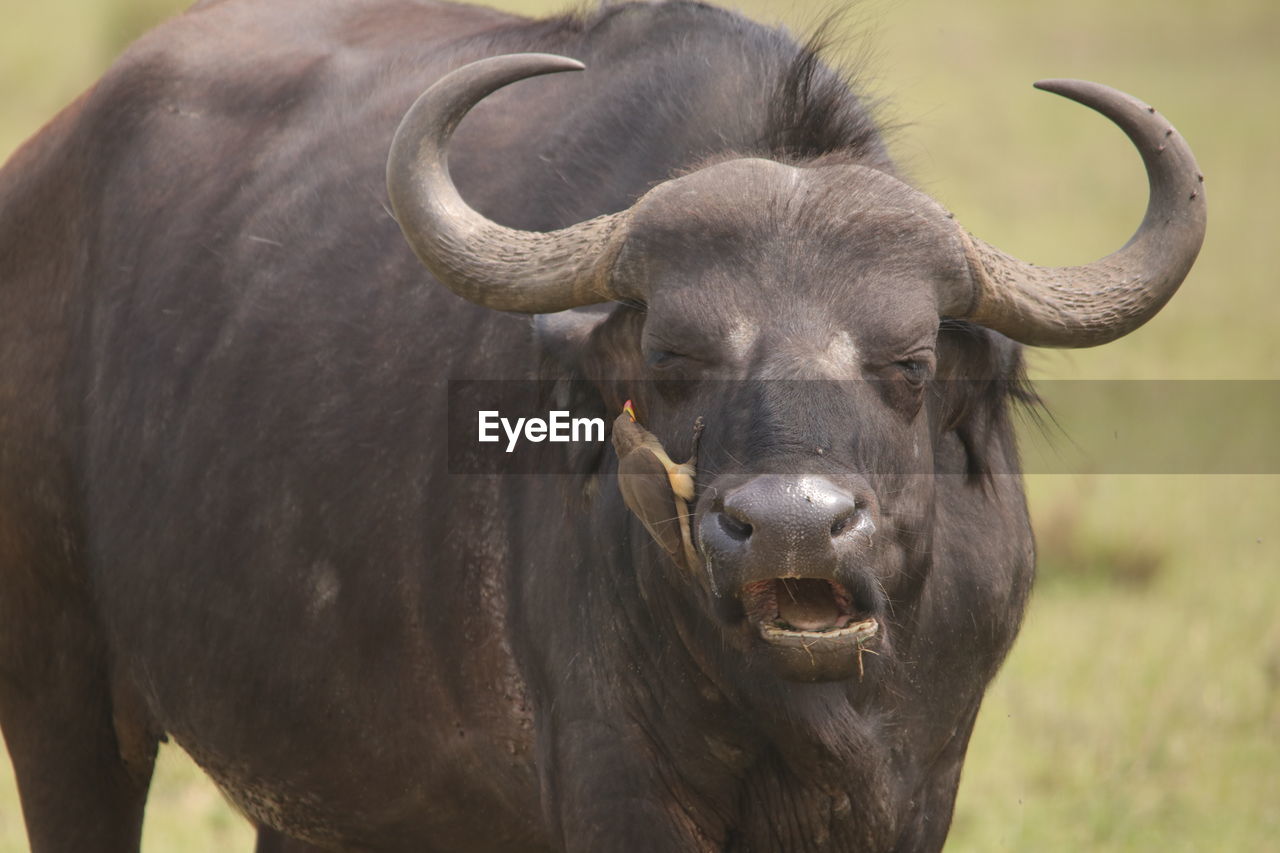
[0,641,156,851]
[0,526,156,852]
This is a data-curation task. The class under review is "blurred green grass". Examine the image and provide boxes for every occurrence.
[1,0,1277,850]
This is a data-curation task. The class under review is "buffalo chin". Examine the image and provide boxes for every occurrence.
[755,619,879,682]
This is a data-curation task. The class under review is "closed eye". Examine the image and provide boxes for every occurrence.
[894,359,931,384]
[644,348,685,369]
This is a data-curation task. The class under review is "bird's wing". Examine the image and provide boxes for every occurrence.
[617,445,684,557]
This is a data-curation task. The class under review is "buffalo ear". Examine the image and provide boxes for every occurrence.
[930,322,1033,480]
[534,307,612,372]
[534,305,643,411]
[529,309,615,476]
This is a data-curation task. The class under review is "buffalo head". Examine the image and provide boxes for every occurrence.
[386,53,1204,682]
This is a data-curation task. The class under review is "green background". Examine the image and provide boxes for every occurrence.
[1,0,1276,849]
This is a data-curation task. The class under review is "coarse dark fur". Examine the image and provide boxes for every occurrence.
[0,0,1036,850]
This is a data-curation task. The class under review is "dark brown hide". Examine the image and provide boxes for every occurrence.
[0,0,1199,850]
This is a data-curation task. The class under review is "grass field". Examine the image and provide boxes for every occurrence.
[1,0,1277,849]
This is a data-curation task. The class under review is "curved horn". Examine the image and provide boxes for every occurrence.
[949,80,1206,347]
[387,53,632,313]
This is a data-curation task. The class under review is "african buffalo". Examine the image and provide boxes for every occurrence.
[0,0,1204,849]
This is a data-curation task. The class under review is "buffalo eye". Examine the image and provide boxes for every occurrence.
[871,353,934,418]
[644,348,684,369]
[894,359,931,387]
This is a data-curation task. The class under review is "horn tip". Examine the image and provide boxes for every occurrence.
[1032,78,1161,123]
[526,53,586,73]
[1032,78,1146,110]
[1033,78,1087,96]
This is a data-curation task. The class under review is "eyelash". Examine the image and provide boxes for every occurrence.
[895,360,930,383]
[645,349,683,368]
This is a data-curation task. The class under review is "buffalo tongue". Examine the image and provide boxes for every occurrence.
[776,579,842,631]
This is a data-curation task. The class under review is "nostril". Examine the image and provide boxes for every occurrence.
[829,506,858,538]
[718,511,753,542]
[830,494,872,539]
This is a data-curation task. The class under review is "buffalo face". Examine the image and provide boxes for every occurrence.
[602,159,962,680]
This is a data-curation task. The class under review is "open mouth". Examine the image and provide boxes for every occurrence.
[740,577,879,643]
